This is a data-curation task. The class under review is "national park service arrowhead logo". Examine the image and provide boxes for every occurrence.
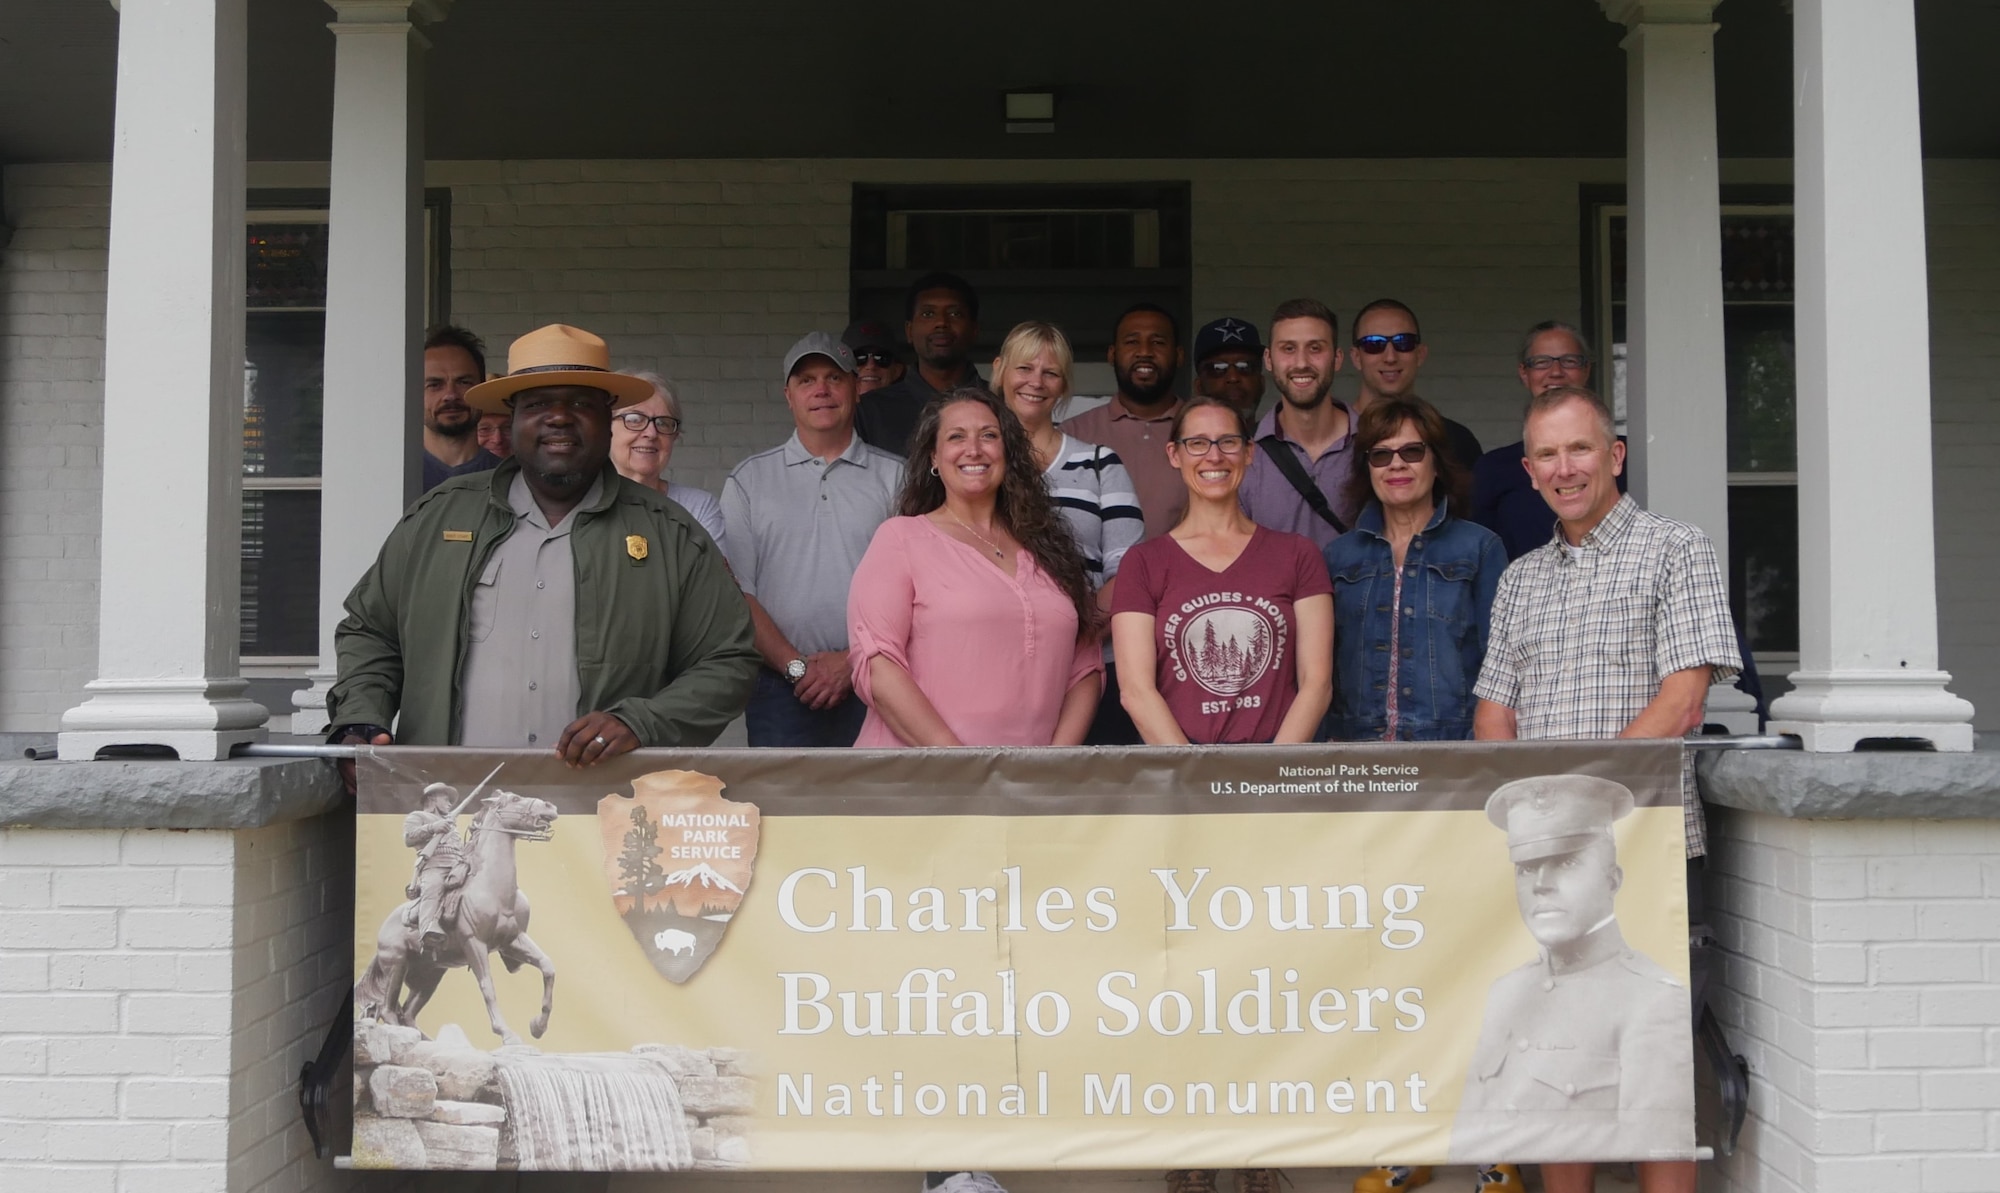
[596,770,759,984]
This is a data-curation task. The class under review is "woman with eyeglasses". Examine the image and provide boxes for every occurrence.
[609,370,727,552]
[847,386,1103,747]
[1322,396,1507,744]
[1111,397,1333,745]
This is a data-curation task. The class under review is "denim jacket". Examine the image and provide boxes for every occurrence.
[1322,501,1508,741]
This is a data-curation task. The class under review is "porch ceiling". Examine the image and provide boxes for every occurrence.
[1,0,1996,166]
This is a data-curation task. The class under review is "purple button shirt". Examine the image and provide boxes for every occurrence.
[1237,403,1359,553]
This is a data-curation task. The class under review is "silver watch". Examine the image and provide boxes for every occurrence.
[784,657,808,684]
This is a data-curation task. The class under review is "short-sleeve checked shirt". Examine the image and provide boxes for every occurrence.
[1474,495,1742,856]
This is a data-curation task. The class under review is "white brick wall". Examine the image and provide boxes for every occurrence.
[0,815,360,1193]
[0,163,108,734]
[1705,809,2000,1193]
[1,156,1996,730]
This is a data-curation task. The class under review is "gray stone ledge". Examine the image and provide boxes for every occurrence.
[1698,743,2000,819]
[0,757,346,830]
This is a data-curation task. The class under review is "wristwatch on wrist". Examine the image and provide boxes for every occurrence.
[784,657,808,685]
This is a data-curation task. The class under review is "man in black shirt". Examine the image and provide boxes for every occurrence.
[1349,298,1483,471]
[853,272,982,457]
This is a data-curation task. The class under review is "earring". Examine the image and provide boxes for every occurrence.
[929,465,939,476]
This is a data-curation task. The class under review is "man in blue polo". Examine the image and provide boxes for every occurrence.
[722,332,903,746]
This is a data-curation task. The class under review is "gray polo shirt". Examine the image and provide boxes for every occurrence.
[720,431,902,656]
[458,472,603,748]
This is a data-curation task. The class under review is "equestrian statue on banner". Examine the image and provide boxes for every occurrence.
[353,762,562,1045]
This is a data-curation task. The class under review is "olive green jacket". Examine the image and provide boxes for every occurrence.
[328,460,758,746]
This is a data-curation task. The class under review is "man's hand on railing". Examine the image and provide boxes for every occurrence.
[329,723,393,797]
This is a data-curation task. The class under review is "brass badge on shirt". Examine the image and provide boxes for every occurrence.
[626,534,649,562]
[442,530,473,542]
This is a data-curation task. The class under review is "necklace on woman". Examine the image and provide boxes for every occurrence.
[947,511,1007,559]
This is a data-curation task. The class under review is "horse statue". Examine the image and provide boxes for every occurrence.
[355,789,560,1045]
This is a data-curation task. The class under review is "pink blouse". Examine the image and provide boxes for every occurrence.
[847,516,1103,747]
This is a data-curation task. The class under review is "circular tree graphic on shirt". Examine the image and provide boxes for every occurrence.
[1179,605,1277,697]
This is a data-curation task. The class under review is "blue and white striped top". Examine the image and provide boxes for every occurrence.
[1044,433,1144,585]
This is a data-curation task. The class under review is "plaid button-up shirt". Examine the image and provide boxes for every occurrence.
[1474,495,1742,856]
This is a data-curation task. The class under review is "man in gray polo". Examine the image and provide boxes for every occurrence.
[721,332,903,746]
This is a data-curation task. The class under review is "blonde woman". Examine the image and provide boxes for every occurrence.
[610,370,726,551]
[993,321,1144,744]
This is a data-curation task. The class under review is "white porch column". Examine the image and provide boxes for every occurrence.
[291,0,448,737]
[1600,1,1751,729]
[1767,0,1975,750]
[58,0,269,761]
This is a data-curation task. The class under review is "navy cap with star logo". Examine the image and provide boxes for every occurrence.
[1194,317,1264,363]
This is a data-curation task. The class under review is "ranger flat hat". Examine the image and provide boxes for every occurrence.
[1484,774,1635,863]
[465,324,654,414]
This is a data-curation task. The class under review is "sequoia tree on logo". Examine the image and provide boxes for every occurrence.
[1181,606,1276,696]
[596,770,760,984]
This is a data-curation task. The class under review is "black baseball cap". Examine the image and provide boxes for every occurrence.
[1194,317,1264,363]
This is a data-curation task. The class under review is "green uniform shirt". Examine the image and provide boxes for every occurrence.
[329,460,758,747]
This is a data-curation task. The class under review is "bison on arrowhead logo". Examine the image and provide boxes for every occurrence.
[596,769,759,984]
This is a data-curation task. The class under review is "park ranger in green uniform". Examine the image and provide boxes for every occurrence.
[1450,775,1694,1166]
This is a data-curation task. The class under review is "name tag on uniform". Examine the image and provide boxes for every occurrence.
[442,530,473,542]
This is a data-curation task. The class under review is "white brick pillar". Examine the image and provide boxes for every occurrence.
[291,0,449,736]
[1600,0,1754,730]
[58,0,269,761]
[1767,0,1976,751]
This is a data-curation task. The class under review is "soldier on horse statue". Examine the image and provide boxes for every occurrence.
[404,782,472,951]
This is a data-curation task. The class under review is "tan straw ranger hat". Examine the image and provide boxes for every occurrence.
[465,323,655,413]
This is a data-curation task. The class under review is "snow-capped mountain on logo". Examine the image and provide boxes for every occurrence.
[660,862,744,896]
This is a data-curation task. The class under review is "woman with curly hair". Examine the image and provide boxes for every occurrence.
[847,386,1103,746]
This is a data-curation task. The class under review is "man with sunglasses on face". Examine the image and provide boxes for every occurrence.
[1192,317,1267,419]
[1349,299,1483,471]
[843,320,905,396]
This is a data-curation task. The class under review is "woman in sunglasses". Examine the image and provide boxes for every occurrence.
[609,370,727,552]
[1322,396,1507,743]
[1111,397,1333,745]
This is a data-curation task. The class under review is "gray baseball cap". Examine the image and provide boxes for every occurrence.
[782,331,857,381]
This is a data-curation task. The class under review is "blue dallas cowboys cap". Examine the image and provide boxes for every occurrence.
[1194,317,1264,363]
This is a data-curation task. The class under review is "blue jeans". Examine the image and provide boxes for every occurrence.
[744,668,866,748]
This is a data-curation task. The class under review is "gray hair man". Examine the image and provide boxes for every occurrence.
[721,332,903,747]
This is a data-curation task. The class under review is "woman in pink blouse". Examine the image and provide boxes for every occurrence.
[848,386,1104,747]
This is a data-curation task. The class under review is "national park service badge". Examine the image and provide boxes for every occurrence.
[625,534,649,561]
[596,770,757,983]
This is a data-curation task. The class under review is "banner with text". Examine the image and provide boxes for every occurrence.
[350,742,1693,1172]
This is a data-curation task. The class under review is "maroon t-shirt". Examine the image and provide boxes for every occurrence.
[1112,526,1332,744]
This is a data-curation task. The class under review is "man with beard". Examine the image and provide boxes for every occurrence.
[854,272,981,455]
[1237,298,1358,552]
[842,319,905,396]
[421,325,503,492]
[328,323,759,779]
[1062,303,1188,540]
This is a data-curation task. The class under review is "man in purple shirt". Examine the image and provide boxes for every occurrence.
[1237,297,1357,552]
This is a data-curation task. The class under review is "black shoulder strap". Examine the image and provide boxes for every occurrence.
[1256,433,1347,535]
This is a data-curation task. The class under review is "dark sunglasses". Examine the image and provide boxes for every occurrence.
[853,349,896,367]
[1353,333,1421,354]
[1201,359,1260,377]
[1366,442,1430,468]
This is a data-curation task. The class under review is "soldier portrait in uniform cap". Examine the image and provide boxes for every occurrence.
[1449,774,1695,1164]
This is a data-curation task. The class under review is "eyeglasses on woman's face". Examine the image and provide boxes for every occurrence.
[615,412,681,436]
[1176,434,1249,457]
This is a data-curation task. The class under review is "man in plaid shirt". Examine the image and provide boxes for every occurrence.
[1471,385,1741,1193]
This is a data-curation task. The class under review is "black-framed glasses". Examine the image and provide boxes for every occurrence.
[1354,333,1421,354]
[1176,434,1249,457]
[854,349,896,367]
[615,412,682,435]
[1366,442,1430,468]
[1201,359,1260,377]
[1523,353,1591,372]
